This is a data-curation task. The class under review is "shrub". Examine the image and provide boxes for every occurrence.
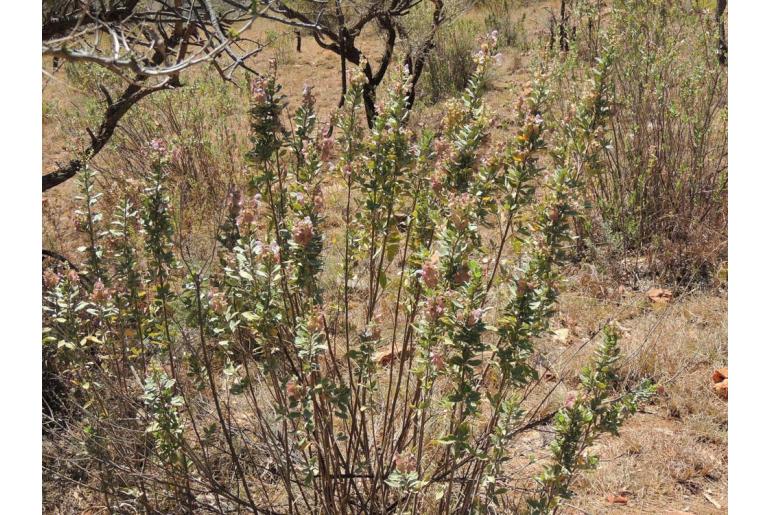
[267,29,297,66]
[482,0,529,50]
[542,0,727,282]
[42,36,653,513]
[420,19,484,104]
[45,63,252,258]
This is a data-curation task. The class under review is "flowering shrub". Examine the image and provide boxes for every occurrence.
[43,35,653,513]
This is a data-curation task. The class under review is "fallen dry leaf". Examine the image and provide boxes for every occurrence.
[606,494,629,505]
[553,328,570,343]
[711,367,728,383]
[374,347,413,367]
[713,378,728,400]
[646,287,673,305]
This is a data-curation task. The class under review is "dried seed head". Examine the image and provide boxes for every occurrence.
[453,264,470,285]
[307,307,324,334]
[43,269,60,289]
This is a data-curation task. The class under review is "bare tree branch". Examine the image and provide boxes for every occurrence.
[42,0,267,192]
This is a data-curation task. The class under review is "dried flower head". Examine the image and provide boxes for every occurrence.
[307,307,325,334]
[208,289,227,315]
[292,217,314,247]
[319,136,334,162]
[394,451,416,473]
[286,380,303,402]
[426,295,446,321]
[430,350,446,371]
[448,193,473,230]
[91,280,111,303]
[43,269,60,289]
[452,264,471,285]
[420,254,440,289]
[67,269,80,284]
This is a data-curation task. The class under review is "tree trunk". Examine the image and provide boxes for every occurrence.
[716,0,727,66]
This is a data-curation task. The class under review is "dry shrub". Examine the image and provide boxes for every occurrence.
[543,0,727,284]
[420,18,484,103]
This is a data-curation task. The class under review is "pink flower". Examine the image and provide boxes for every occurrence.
[467,308,483,326]
[149,138,167,155]
[420,255,440,289]
[67,269,80,284]
[292,217,314,247]
[319,136,334,162]
[43,269,60,289]
[313,192,325,212]
[430,351,446,371]
[267,242,281,263]
[565,390,578,410]
[426,295,445,321]
[250,77,269,104]
[394,452,416,473]
[91,280,111,303]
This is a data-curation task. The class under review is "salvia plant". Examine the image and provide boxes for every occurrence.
[42,35,653,514]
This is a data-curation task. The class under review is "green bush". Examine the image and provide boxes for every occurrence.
[43,37,653,513]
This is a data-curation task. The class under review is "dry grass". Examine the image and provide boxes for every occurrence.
[541,279,728,513]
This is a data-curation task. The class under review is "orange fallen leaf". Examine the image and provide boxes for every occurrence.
[711,367,728,383]
[374,347,413,367]
[646,287,673,305]
[606,494,629,504]
[714,378,728,400]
